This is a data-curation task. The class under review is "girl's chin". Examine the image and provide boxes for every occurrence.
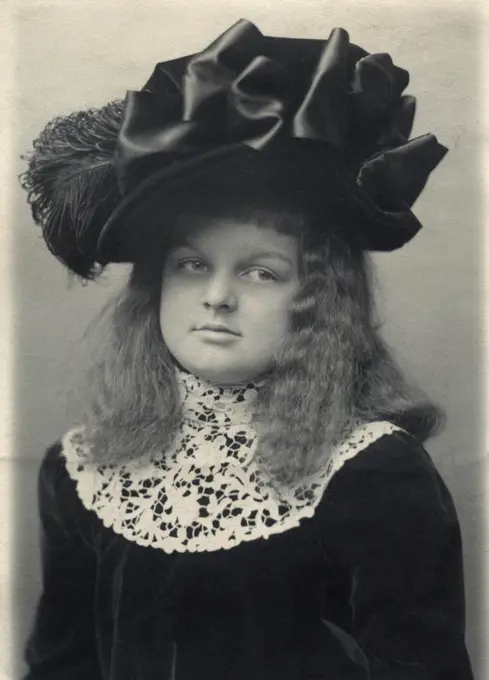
[180,360,267,386]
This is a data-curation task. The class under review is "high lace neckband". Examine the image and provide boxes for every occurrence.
[175,368,267,426]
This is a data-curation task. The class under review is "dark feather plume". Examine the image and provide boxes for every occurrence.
[20,99,124,279]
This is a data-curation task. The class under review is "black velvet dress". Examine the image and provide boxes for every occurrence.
[23,374,474,680]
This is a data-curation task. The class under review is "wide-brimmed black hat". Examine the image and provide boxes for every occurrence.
[21,18,448,279]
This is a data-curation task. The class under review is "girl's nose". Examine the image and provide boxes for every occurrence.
[202,273,238,312]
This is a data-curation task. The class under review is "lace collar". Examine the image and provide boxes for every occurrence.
[62,370,404,554]
[176,369,265,426]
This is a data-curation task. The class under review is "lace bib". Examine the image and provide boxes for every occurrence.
[62,370,403,553]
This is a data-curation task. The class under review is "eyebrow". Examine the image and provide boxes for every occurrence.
[171,243,294,267]
[243,251,295,267]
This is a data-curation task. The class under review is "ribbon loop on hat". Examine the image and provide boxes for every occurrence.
[182,19,265,122]
[357,133,448,211]
[292,27,350,146]
[352,53,398,118]
[229,56,289,149]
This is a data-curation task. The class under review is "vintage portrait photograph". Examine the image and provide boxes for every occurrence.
[2,0,487,678]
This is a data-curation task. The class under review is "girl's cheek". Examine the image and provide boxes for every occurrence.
[161,276,198,299]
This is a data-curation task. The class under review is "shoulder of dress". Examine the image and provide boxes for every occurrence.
[330,420,433,478]
[36,431,100,536]
[58,425,107,519]
[39,435,77,485]
[323,419,410,478]
[318,422,449,525]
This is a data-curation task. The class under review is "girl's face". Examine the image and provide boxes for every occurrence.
[159,218,301,384]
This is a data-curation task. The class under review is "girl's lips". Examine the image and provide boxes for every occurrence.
[194,329,241,343]
[195,325,240,336]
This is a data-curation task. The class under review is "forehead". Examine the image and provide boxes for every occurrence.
[171,217,300,253]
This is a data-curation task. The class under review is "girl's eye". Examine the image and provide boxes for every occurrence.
[176,260,278,281]
[178,259,208,273]
[245,268,279,282]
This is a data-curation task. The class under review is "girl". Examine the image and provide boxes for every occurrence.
[21,18,474,680]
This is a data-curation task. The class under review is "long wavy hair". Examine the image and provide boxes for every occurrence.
[76,199,445,489]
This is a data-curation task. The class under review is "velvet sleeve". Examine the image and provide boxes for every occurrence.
[319,430,474,680]
[23,443,103,680]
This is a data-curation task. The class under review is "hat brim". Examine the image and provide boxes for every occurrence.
[96,140,421,264]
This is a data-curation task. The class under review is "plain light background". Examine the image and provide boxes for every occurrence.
[3,0,486,678]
